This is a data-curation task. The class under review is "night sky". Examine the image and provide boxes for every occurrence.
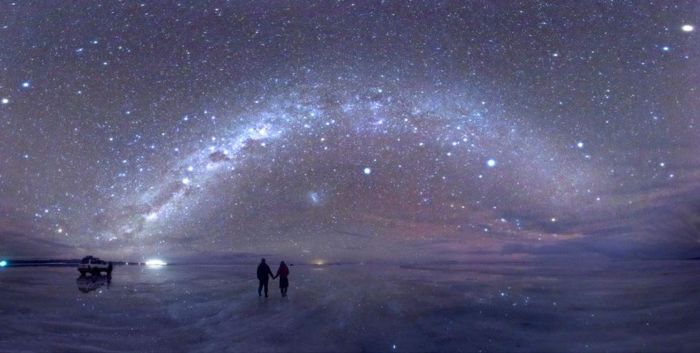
[1,1,699,261]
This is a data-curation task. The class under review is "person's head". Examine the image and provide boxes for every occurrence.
[280,261,285,266]
[261,258,266,263]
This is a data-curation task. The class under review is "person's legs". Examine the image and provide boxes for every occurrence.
[263,280,269,297]
[258,280,263,296]
[279,278,288,297]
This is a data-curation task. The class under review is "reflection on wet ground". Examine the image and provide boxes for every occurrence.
[76,273,111,293]
[0,260,699,352]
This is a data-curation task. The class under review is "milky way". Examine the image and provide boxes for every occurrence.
[1,1,699,260]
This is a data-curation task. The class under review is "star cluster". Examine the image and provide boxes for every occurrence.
[1,1,698,259]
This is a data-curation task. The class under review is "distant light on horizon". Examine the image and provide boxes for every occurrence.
[145,259,167,267]
[0,260,7,267]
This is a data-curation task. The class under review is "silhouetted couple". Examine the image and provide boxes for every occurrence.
[256,258,290,298]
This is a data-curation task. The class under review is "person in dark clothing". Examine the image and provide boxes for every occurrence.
[273,261,290,297]
[256,258,275,297]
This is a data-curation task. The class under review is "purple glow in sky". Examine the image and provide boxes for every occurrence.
[0,1,699,262]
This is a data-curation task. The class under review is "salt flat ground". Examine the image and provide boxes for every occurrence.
[0,259,698,352]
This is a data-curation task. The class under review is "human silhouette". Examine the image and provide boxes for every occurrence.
[256,258,275,297]
[274,261,290,297]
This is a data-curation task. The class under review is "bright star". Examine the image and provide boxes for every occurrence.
[21,81,30,88]
[486,159,496,167]
[1,98,8,104]
[0,260,7,267]
[577,142,584,148]
[682,24,694,32]
[182,177,191,185]
[363,167,372,175]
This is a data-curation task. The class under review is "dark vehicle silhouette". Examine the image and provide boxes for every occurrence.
[77,256,113,276]
[76,274,111,293]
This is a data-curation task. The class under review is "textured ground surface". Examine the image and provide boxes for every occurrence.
[1,260,699,352]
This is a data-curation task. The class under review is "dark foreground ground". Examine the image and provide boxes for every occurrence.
[1,258,699,352]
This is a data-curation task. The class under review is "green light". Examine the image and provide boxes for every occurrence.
[0,260,7,267]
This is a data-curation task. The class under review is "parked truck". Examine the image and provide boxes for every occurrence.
[77,256,113,276]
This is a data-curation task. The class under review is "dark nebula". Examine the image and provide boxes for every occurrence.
[1,1,699,262]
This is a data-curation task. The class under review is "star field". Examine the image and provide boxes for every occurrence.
[1,1,698,260]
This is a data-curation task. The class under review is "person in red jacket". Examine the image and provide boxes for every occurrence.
[274,261,290,297]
